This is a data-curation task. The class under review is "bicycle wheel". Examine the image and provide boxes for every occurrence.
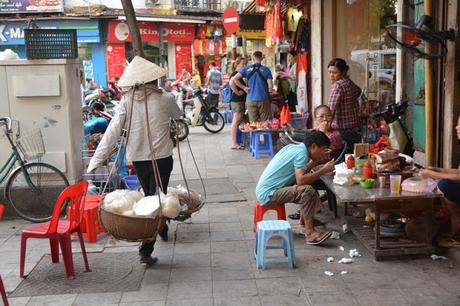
[5,162,69,223]
[203,109,225,133]
[176,119,189,141]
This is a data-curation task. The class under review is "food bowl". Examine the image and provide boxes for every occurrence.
[360,178,375,189]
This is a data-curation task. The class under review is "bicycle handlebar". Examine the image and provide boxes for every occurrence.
[0,117,12,132]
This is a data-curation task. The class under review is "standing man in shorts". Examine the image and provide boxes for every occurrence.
[231,51,273,122]
[206,61,222,108]
[229,57,247,149]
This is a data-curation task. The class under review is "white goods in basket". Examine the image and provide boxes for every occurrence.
[162,194,181,218]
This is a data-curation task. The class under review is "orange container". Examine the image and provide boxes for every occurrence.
[363,161,373,179]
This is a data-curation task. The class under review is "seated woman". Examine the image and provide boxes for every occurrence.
[420,116,460,240]
[313,105,343,160]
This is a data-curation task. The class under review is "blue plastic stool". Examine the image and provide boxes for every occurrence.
[250,131,275,159]
[237,130,250,147]
[224,109,233,123]
[255,220,295,270]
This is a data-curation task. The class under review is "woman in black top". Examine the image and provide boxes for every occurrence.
[229,58,247,149]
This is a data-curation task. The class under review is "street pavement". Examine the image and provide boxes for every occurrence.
[1,126,460,306]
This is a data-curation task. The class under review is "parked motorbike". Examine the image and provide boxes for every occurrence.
[371,100,414,156]
[182,88,225,134]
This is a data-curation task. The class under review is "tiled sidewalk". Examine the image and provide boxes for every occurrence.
[1,127,459,306]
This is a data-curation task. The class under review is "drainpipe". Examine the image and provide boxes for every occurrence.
[425,0,434,166]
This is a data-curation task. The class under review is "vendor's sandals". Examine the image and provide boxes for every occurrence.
[231,145,245,150]
[438,237,460,248]
[306,231,332,245]
[289,211,301,220]
[140,256,158,265]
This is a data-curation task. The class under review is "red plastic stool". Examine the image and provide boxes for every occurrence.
[0,275,8,306]
[68,195,105,243]
[253,200,287,233]
[0,204,4,221]
[82,200,105,243]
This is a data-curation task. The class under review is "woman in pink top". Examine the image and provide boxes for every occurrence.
[314,105,343,160]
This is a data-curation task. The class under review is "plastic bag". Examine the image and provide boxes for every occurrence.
[133,196,161,216]
[401,177,437,193]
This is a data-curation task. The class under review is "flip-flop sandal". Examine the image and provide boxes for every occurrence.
[231,145,244,150]
[306,231,332,245]
[438,237,460,248]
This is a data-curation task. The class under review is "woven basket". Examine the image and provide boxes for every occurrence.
[99,206,165,242]
[174,198,206,222]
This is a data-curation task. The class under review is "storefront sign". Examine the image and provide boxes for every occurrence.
[108,21,195,43]
[222,7,239,34]
[0,19,100,45]
[0,0,63,14]
[236,30,265,40]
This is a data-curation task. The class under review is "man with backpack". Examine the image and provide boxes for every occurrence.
[205,61,222,107]
[231,51,274,123]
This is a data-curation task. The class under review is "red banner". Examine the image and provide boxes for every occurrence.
[106,44,126,81]
[108,21,195,43]
[175,43,192,78]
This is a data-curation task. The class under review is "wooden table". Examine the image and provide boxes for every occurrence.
[321,175,442,260]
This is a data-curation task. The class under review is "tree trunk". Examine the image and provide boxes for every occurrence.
[120,0,144,58]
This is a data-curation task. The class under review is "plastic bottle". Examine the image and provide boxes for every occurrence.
[363,161,373,179]
[346,155,355,169]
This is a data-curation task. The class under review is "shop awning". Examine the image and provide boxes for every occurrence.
[117,16,206,24]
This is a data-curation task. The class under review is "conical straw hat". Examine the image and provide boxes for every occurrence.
[118,56,167,87]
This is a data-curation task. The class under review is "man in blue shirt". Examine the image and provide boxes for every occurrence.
[255,131,336,245]
[230,51,273,122]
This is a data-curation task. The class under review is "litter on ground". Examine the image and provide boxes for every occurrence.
[349,249,361,258]
[331,231,340,239]
[431,254,448,260]
[338,257,354,264]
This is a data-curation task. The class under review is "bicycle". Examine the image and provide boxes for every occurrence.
[0,117,69,222]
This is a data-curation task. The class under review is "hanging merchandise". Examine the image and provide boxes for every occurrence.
[221,40,227,54]
[256,0,266,6]
[280,104,292,126]
[202,40,209,55]
[209,41,215,55]
[199,25,207,40]
[265,8,274,47]
[193,40,202,55]
[296,52,308,113]
[287,7,302,33]
[272,0,283,45]
[297,51,308,75]
[206,25,214,38]
[214,41,221,56]
[294,17,310,51]
[213,26,223,40]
